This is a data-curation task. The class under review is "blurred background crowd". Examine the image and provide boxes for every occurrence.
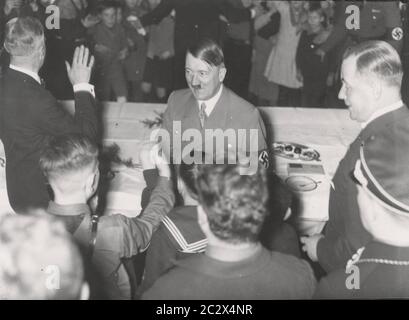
[1,0,409,108]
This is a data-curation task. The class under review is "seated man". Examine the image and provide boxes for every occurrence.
[0,213,88,300]
[142,162,316,300]
[39,134,174,300]
[315,128,409,298]
[141,149,300,292]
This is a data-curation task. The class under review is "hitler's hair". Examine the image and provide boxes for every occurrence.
[39,134,98,180]
[187,38,224,67]
[197,163,268,244]
[343,40,403,88]
[4,17,44,57]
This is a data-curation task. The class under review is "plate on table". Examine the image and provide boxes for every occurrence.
[285,176,320,192]
[272,142,320,161]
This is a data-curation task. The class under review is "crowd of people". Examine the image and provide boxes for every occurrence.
[1,0,409,301]
[1,0,408,107]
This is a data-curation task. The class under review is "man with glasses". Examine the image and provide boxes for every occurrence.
[301,40,409,273]
[314,131,409,298]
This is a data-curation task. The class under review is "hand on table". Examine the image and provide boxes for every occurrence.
[66,45,95,85]
[300,233,324,262]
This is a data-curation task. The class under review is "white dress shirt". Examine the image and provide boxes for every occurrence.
[9,64,95,97]
[197,84,224,117]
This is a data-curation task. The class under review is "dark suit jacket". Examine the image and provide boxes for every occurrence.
[317,105,409,273]
[161,86,268,164]
[0,68,99,213]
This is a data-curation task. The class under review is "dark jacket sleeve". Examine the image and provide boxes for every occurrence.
[140,0,174,27]
[257,11,281,39]
[35,90,99,143]
[119,176,175,257]
[317,221,357,273]
[214,0,251,23]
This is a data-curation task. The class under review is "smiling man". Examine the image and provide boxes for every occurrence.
[159,38,269,170]
[301,40,409,273]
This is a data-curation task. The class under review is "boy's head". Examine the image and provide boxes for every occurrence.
[353,127,409,246]
[98,0,119,28]
[40,134,99,203]
[307,5,325,29]
[196,163,268,245]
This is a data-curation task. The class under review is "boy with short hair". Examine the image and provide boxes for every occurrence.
[40,134,174,299]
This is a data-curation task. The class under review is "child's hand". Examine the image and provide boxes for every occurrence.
[159,50,172,60]
[94,44,111,54]
[118,48,129,60]
[82,14,100,28]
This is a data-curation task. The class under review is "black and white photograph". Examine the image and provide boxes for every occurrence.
[0,0,409,305]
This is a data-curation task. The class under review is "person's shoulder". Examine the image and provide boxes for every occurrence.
[166,88,194,111]
[223,87,257,113]
[142,254,201,300]
[269,249,314,275]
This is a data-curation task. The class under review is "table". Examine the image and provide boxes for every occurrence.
[0,102,361,234]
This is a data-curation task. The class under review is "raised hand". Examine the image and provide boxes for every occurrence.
[65,45,95,85]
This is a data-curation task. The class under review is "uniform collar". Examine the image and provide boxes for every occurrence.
[47,201,91,216]
[361,100,404,129]
[9,64,41,85]
[197,84,224,117]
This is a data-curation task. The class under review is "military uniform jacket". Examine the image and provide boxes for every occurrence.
[317,105,409,273]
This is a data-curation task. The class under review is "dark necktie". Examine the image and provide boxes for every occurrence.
[199,102,207,128]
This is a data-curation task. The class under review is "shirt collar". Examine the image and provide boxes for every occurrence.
[9,64,41,85]
[361,100,404,129]
[197,84,224,117]
[47,201,91,216]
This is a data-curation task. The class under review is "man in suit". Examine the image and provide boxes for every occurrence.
[158,37,269,172]
[301,40,409,273]
[136,0,262,90]
[0,16,98,213]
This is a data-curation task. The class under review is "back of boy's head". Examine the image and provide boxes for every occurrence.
[40,134,98,190]
[196,163,268,244]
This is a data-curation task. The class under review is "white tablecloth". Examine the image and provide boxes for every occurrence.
[0,103,361,230]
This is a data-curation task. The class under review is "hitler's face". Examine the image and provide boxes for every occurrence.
[338,56,376,122]
[185,52,226,101]
[100,7,116,29]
